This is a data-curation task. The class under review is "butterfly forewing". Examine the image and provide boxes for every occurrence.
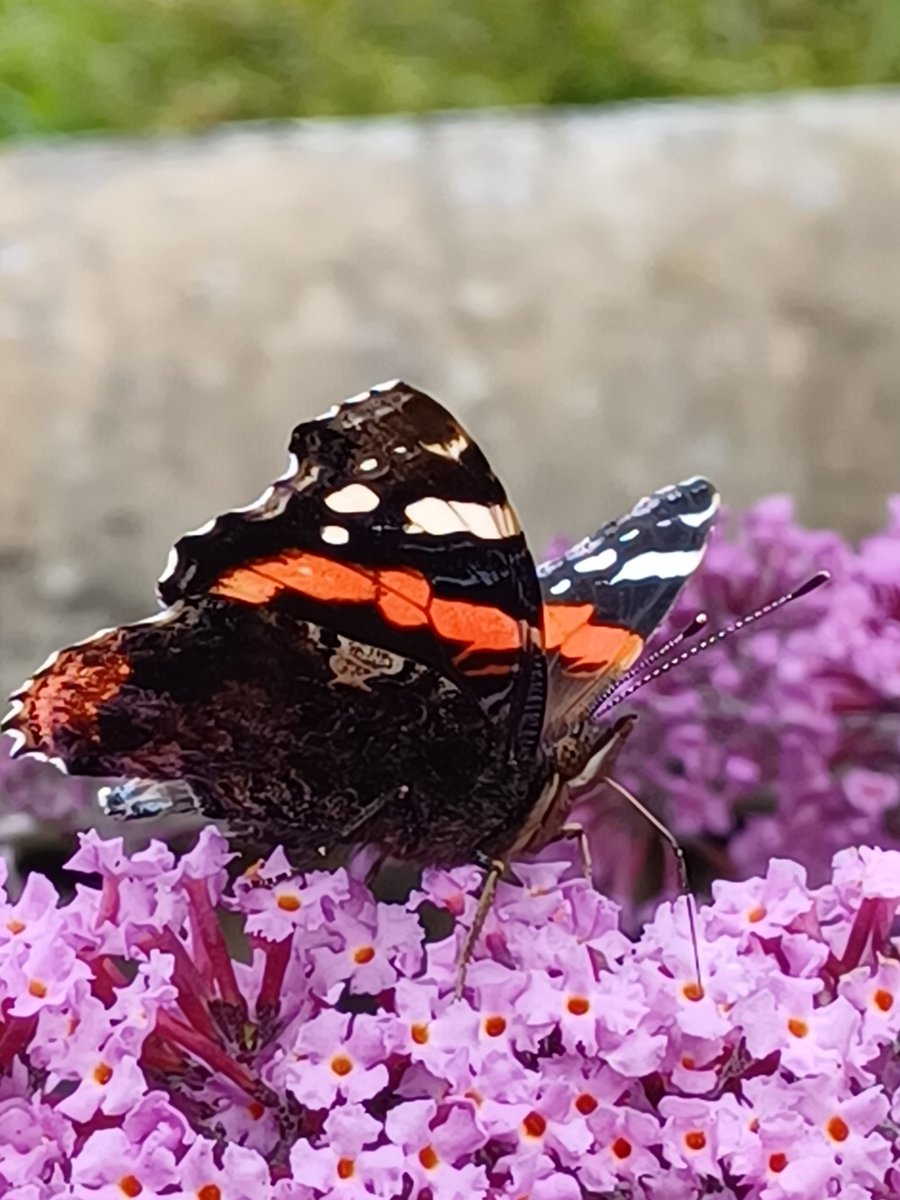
[537,477,719,733]
[157,381,545,752]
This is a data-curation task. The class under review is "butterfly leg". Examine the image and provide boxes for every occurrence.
[559,822,592,880]
[603,775,703,989]
[454,854,506,998]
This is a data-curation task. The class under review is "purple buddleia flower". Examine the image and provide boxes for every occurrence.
[0,825,897,1196]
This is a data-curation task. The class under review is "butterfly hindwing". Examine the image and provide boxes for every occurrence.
[7,597,528,866]
[537,477,719,731]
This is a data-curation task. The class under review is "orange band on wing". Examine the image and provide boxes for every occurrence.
[543,603,596,651]
[10,635,132,753]
[211,552,523,665]
[430,598,521,655]
[543,602,643,673]
[213,554,377,605]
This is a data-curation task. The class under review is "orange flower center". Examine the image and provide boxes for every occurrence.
[787,1017,809,1038]
[611,1137,633,1160]
[483,1015,507,1037]
[747,905,767,923]
[575,1093,597,1116]
[682,982,704,1002]
[336,1159,355,1180]
[768,1152,788,1173]
[827,1116,849,1143]
[411,1022,430,1045]
[330,1054,353,1077]
[353,945,375,964]
[681,1054,696,1069]
[197,1187,221,1200]
[247,1100,265,1121]
[6,918,25,935]
[418,1145,439,1170]
[684,1130,706,1151]
[276,892,301,912]
[874,988,894,1012]
[93,1062,113,1086]
[27,979,47,999]
[566,995,590,1016]
[522,1111,546,1139]
[118,1178,142,1197]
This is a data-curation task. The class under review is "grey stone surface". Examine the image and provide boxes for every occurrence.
[2,92,900,696]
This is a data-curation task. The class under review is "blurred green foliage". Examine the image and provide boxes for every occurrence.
[1,0,899,139]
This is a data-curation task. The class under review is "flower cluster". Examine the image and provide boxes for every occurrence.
[576,495,900,908]
[1,824,899,1198]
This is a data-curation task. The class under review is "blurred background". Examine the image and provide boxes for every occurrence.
[2,0,900,897]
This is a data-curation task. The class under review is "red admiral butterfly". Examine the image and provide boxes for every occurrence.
[3,382,719,875]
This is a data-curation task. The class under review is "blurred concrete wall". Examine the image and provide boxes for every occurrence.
[2,92,900,695]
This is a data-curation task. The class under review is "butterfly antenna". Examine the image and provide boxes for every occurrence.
[586,613,709,717]
[593,571,830,718]
[604,775,703,990]
[616,612,709,686]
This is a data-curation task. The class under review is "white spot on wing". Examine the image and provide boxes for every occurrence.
[574,548,618,574]
[325,484,380,514]
[619,529,639,543]
[422,432,468,461]
[370,379,401,393]
[449,500,515,539]
[404,497,516,540]
[610,547,706,584]
[678,495,721,528]
[321,525,350,546]
[359,457,379,472]
[549,578,572,596]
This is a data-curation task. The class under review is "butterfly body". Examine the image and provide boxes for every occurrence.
[4,382,718,868]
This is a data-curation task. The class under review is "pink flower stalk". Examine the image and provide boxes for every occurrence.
[573,495,900,911]
[0,825,899,1198]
